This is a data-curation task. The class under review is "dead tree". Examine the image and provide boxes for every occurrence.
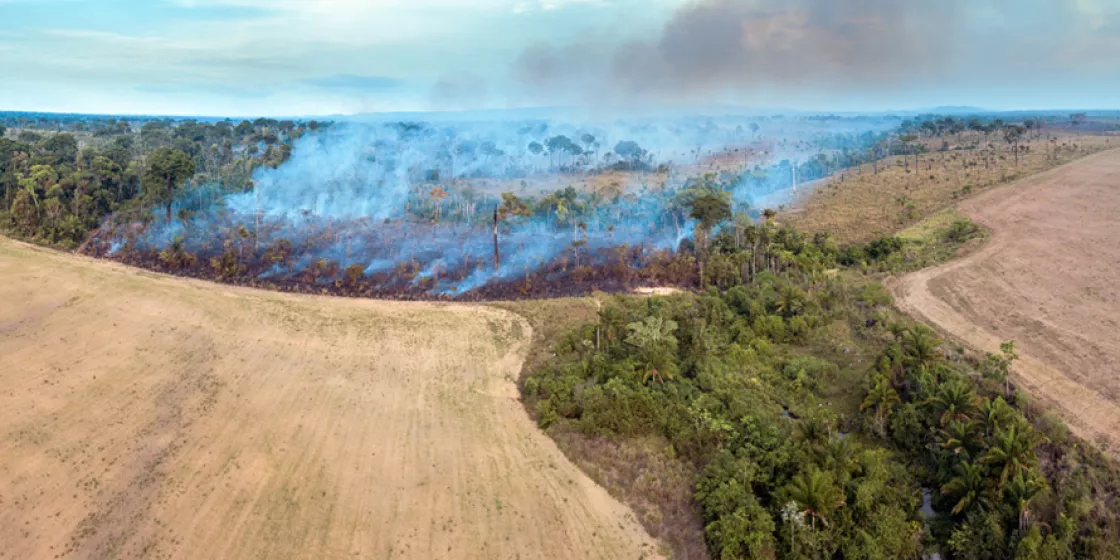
[493,205,500,271]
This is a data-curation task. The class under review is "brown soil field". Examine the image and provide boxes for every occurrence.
[787,134,1116,242]
[0,238,660,559]
[890,148,1120,458]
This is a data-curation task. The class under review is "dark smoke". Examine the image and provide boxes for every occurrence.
[513,0,1115,108]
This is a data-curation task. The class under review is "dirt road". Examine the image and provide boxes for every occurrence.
[0,239,659,559]
[890,148,1120,456]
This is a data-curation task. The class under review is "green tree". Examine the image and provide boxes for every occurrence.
[981,424,1042,486]
[41,133,78,167]
[786,469,845,529]
[498,191,531,221]
[144,147,195,221]
[861,375,901,437]
[928,380,979,426]
[690,192,732,250]
[625,315,679,383]
[902,325,941,373]
[941,461,990,515]
[940,420,983,461]
[1004,470,1044,532]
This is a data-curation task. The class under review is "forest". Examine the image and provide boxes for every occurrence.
[522,222,1120,559]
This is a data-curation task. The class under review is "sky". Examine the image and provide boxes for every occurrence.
[1,0,1119,117]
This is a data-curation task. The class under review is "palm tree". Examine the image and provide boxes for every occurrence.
[940,420,983,460]
[977,397,1015,438]
[861,375,901,437]
[927,380,979,426]
[1004,471,1044,532]
[597,306,628,352]
[982,425,1042,486]
[902,326,942,373]
[626,315,679,383]
[823,436,859,478]
[941,461,990,515]
[786,469,845,529]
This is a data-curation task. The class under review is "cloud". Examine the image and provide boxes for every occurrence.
[304,74,405,91]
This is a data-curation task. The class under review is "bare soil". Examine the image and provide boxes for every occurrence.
[0,238,659,559]
[890,148,1120,457]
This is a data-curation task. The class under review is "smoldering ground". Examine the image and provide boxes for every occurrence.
[88,114,894,298]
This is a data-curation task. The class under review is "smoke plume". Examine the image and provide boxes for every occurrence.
[513,0,1117,108]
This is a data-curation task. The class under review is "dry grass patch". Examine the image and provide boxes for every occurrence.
[785,134,1115,242]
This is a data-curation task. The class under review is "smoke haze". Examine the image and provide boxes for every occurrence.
[513,0,1120,110]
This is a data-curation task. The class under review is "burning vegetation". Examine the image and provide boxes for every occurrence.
[79,116,897,300]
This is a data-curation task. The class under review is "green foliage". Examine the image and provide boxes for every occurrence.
[944,219,983,243]
[524,237,1120,558]
[1,117,308,248]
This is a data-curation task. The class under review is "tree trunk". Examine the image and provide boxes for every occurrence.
[493,205,500,271]
[166,176,173,222]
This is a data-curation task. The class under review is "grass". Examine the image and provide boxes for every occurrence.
[489,296,601,380]
[785,134,1115,243]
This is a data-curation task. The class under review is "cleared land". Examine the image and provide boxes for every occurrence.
[0,239,659,559]
[891,148,1120,457]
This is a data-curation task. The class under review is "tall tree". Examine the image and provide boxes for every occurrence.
[1002,125,1025,166]
[144,147,195,222]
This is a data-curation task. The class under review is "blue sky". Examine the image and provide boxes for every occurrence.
[1,0,1118,116]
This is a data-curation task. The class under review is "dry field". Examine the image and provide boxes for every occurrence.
[0,238,659,559]
[786,134,1116,242]
[890,148,1120,457]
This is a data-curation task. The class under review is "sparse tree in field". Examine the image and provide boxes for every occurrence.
[527,141,544,172]
[1070,113,1086,137]
[614,140,644,170]
[580,134,596,162]
[899,134,919,172]
[982,340,1018,396]
[749,122,760,139]
[1002,125,1025,166]
[144,147,195,222]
